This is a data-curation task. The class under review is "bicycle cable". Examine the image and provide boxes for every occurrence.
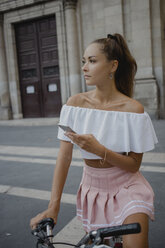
[52,242,79,247]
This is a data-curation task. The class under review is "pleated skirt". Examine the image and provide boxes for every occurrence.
[77,164,154,232]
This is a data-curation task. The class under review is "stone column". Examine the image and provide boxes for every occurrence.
[4,16,23,119]
[130,0,158,117]
[64,0,82,96]
[0,15,11,120]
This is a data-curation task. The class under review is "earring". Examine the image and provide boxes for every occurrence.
[110,73,113,79]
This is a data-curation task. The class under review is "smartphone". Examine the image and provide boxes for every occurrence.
[58,124,76,133]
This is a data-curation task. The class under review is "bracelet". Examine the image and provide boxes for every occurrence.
[100,147,107,166]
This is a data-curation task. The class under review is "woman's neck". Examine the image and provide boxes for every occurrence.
[93,82,121,105]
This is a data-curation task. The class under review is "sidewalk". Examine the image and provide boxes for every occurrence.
[0,117,60,126]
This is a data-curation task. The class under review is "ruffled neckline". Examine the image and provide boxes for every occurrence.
[64,104,146,116]
[57,103,158,157]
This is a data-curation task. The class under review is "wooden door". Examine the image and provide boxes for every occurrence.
[15,16,62,118]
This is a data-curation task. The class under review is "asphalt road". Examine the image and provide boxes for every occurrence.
[0,119,165,248]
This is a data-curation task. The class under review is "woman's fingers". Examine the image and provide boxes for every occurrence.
[64,133,97,151]
[30,208,57,230]
[30,212,44,229]
[65,132,79,143]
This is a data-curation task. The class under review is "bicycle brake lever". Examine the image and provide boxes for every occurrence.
[38,218,55,231]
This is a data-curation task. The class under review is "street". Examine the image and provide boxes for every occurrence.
[0,118,165,247]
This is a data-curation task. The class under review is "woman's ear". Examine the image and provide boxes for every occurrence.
[111,60,118,73]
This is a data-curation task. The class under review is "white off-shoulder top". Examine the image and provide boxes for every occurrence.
[57,104,158,159]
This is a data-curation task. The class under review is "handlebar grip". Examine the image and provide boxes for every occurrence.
[99,223,141,238]
[31,218,55,235]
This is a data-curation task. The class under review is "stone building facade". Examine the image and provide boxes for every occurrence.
[0,0,164,119]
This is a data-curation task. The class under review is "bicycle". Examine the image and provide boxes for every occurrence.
[31,218,141,248]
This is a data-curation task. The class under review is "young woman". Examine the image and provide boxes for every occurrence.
[30,34,158,248]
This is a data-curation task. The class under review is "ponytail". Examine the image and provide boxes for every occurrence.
[91,34,137,97]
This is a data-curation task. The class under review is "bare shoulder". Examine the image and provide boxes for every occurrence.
[66,92,88,107]
[125,98,144,114]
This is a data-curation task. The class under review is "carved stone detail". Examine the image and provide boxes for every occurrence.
[64,0,78,9]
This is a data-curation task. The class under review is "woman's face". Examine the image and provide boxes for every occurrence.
[82,43,113,86]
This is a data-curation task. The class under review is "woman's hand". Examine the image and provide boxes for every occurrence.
[30,206,58,230]
[65,132,104,157]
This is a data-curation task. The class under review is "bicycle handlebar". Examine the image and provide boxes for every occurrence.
[31,218,141,248]
[98,222,141,238]
[31,218,55,247]
[76,223,141,247]
[31,218,55,234]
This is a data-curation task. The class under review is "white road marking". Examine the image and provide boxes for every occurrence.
[142,152,165,164]
[0,145,81,158]
[0,155,84,166]
[0,145,164,164]
[0,185,11,193]
[0,154,165,173]
[140,165,165,173]
[53,216,85,246]
[0,185,76,204]
[0,154,164,173]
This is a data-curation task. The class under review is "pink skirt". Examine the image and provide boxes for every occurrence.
[77,164,154,232]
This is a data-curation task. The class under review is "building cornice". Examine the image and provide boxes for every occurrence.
[0,0,56,13]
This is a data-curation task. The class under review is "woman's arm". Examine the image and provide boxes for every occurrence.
[99,147,143,173]
[49,140,73,208]
[65,132,143,173]
[30,140,73,229]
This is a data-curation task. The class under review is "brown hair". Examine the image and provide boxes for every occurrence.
[91,33,137,97]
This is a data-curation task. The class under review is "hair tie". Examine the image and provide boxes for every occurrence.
[107,34,117,42]
[107,34,113,39]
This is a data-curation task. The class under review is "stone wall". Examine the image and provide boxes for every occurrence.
[77,0,162,118]
[0,0,164,119]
